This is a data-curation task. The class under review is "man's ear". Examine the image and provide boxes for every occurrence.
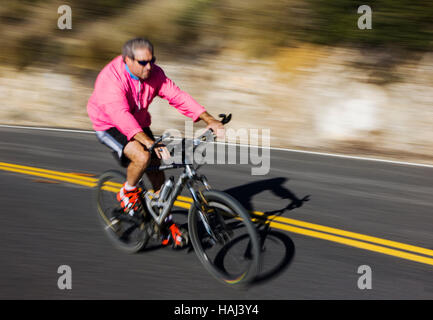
[124,56,132,64]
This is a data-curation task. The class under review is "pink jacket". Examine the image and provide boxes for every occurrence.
[87,55,206,140]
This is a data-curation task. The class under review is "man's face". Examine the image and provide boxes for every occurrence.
[125,48,154,80]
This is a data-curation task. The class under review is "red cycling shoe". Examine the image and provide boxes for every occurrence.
[116,183,142,216]
[161,223,189,248]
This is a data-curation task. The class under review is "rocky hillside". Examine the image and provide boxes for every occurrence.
[1,46,432,164]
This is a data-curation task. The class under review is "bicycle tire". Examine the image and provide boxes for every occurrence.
[188,190,260,285]
[95,170,149,253]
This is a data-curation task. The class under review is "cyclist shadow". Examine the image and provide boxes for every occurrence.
[224,177,310,216]
[224,177,311,285]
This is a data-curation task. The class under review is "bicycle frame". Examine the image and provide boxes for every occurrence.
[140,126,216,227]
[142,163,211,226]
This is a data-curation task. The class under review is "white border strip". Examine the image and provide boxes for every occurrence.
[0,124,94,134]
[216,141,433,168]
[1,124,432,168]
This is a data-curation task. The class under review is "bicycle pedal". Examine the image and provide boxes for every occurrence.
[163,227,189,249]
[107,217,121,233]
[106,217,120,229]
[174,228,189,249]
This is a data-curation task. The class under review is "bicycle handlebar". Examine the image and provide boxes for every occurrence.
[148,132,170,154]
[148,113,232,153]
[193,113,232,147]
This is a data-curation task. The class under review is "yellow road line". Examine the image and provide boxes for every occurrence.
[264,220,433,266]
[175,200,433,258]
[0,163,189,204]
[147,197,433,266]
[173,200,192,210]
[101,185,120,193]
[177,195,194,203]
[176,194,433,258]
[251,211,433,258]
[1,161,432,266]
[0,165,96,188]
[0,162,97,183]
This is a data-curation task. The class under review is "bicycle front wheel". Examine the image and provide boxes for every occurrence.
[95,170,149,253]
[188,190,260,286]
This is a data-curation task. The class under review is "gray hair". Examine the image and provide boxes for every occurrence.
[122,38,154,61]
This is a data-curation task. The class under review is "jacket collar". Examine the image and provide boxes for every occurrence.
[125,63,140,81]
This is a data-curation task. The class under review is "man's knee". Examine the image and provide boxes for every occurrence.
[124,141,151,167]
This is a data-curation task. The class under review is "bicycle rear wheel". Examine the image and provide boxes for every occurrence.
[95,170,150,253]
[188,190,260,285]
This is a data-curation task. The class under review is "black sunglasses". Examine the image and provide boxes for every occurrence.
[135,56,156,66]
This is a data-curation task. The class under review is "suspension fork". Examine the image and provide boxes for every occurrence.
[187,182,219,241]
[188,182,232,244]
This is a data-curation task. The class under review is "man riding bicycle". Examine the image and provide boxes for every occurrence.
[87,37,225,248]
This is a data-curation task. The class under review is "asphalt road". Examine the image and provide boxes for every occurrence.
[0,126,432,299]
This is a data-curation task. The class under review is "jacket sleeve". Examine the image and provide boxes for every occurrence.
[96,74,143,141]
[156,68,206,122]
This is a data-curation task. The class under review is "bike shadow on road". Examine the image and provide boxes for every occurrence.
[224,177,311,285]
[252,229,295,285]
[142,177,310,285]
[164,208,296,286]
[224,177,310,215]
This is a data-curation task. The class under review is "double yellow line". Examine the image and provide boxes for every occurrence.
[1,161,433,266]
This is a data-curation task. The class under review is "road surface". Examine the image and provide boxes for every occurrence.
[0,126,432,299]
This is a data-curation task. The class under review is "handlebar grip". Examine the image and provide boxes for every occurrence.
[218,113,232,125]
[205,113,232,136]
[149,133,170,153]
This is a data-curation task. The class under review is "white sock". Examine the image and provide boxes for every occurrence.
[124,182,137,191]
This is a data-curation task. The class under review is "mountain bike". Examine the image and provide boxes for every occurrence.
[94,114,261,286]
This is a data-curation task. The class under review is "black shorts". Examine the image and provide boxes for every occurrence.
[95,127,157,168]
